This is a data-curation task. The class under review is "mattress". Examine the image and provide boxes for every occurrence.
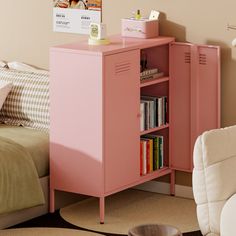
[0,124,49,177]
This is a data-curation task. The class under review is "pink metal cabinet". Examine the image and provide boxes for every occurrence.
[50,35,220,223]
[169,43,220,172]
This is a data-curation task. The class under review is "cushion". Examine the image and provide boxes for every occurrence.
[221,194,236,236]
[193,126,236,236]
[0,124,49,178]
[7,61,48,74]
[0,81,12,110]
[0,68,49,131]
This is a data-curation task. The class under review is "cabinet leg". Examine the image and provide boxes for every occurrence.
[99,197,105,224]
[170,170,175,196]
[50,188,55,213]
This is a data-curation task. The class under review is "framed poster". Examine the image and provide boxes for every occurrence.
[53,0,102,34]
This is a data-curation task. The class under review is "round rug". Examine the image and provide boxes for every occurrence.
[60,189,199,235]
[0,228,104,236]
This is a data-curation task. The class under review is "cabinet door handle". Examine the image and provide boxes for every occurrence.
[137,113,141,118]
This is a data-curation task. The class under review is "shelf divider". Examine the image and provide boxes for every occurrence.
[140,76,169,88]
[140,124,169,136]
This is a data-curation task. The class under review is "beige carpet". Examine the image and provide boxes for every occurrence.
[0,228,104,236]
[60,189,199,235]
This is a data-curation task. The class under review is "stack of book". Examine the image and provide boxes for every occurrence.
[140,68,164,82]
[140,95,167,131]
[140,135,164,176]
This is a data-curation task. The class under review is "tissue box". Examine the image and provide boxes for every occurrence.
[121,18,159,39]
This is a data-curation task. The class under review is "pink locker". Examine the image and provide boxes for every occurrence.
[169,43,220,172]
[49,36,220,223]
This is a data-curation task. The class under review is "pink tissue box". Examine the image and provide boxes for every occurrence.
[121,18,159,39]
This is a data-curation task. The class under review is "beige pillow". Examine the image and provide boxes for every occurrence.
[0,81,13,110]
[0,68,49,132]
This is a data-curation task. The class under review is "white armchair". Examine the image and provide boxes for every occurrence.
[193,125,236,236]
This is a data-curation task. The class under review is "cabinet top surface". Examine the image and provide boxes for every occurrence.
[51,35,174,56]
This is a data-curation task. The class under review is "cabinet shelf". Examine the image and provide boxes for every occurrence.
[139,167,171,182]
[140,124,169,136]
[140,76,169,88]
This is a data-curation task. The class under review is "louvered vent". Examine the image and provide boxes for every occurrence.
[199,53,207,65]
[115,62,131,75]
[184,52,191,64]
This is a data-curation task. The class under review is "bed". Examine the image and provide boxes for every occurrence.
[0,125,49,228]
[0,65,84,229]
[0,66,50,228]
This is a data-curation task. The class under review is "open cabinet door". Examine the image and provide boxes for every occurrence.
[169,42,220,172]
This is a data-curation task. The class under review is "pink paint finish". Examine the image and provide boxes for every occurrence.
[52,35,174,56]
[104,50,140,193]
[50,51,104,197]
[169,43,192,171]
[50,35,220,221]
[169,43,220,171]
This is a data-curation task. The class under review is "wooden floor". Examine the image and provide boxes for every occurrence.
[11,211,202,236]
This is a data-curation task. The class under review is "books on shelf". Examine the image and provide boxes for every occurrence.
[140,68,164,82]
[140,68,158,77]
[140,135,164,176]
[140,95,167,131]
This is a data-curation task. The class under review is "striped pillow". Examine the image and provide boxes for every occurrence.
[0,68,49,132]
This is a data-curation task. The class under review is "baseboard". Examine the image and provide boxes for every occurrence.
[133,181,194,199]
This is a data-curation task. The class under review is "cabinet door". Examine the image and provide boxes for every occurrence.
[104,50,140,193]
[170,43,192,171]
[170,43,220,172]
[196,45,220,136]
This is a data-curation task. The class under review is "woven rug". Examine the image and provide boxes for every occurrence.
[0,228,104,236]
[60,189,199,235]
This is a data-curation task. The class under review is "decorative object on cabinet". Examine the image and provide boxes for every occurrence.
[122,18,159,39]
[50,35,220,224]
[88,23,110,45]
[121,10,159,39]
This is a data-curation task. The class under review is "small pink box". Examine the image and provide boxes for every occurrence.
[121,18,159,39]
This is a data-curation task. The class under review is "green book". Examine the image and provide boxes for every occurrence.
[157,136,164,168]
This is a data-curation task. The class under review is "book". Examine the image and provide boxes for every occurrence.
[140,142,143,176]
[140,72,164,81]
[143,135,159,171]
[146,139,150,173]
[157,97,163,127]
[141,95,168,129]
[141,100,148,130]
[141,138,153,173]
[149,139,153,172]
[140,68,158,77]
[141,140,147,175]
[140,102,145,131]
[156,135,164,168]
[141,96,157,128]
[141,100,151,130]
[164,96,168,124]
